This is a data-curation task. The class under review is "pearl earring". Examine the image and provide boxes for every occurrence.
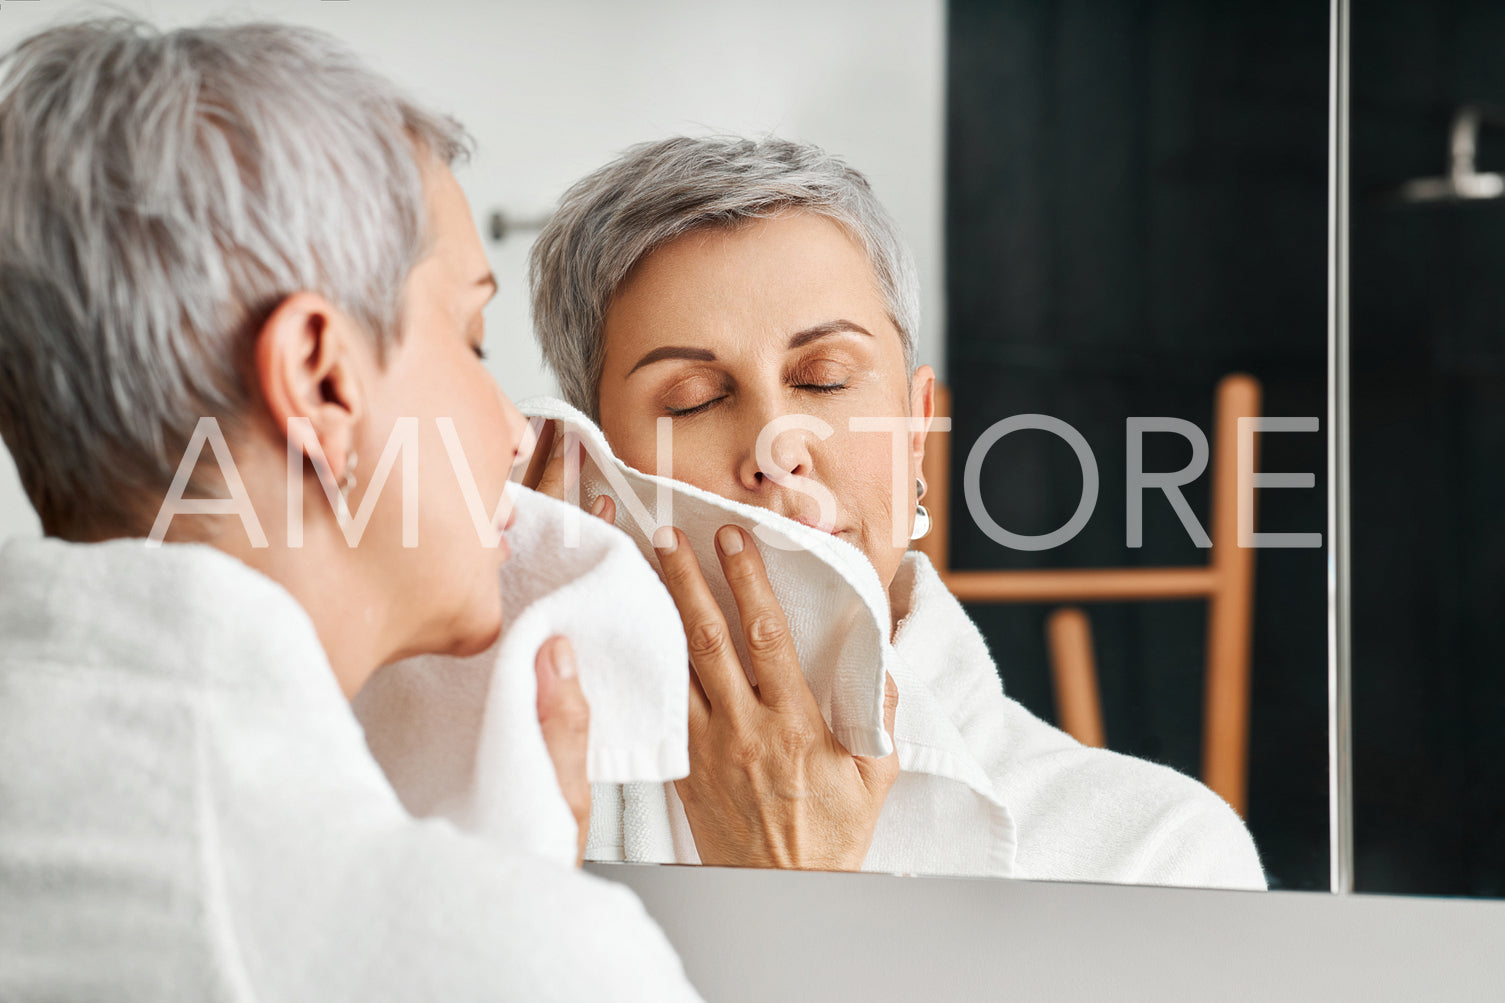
[911,477,931,541]
[340,451,359,497]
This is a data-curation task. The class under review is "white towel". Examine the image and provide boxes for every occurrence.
[515,399,1015,875]
[518,397,895,760]
[353,484,689,869]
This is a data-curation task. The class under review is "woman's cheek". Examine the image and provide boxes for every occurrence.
[859,456,906,546]
[612,420,668,477]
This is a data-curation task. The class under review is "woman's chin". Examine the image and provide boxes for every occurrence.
[424,595,504,660]
[450,608,504,658]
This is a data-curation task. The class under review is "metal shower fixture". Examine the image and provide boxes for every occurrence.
[1395,104,1505,203]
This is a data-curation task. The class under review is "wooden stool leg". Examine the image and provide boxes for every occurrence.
[1048,607,1106,749]
[1203,374,1261,818]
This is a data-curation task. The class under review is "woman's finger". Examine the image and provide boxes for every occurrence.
[652,526,755,717]
[532,431,578,501]
[589,494,617,527]
[714,525,808,711]
[521,418,558,490]
[535,635,591,866]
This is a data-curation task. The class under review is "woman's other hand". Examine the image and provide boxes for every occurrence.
[520,418,616,525]
[536,636,591,866]
[652,524,900,871]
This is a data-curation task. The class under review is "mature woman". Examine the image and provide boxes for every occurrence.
[0,19,698,1000]
[530,136,1267,888]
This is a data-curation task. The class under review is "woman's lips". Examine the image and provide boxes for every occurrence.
[792,514,842,536]
[493,484,519,532]
[495,532,512,561]
[494,489,518,560]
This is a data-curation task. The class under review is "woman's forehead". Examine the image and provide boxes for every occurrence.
[605,214,890,343]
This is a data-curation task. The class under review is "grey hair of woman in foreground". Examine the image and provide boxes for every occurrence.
[0,17,465,539]
[529,135,922,421]
[0,14,551,692]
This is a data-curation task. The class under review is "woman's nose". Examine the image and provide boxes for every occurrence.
[735,410,817,491]
[496,387,531,461]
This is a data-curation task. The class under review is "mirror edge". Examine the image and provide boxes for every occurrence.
[1326,0,1355,895]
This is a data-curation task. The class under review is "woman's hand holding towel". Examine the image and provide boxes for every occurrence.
[652,524,901,871]
[520,407,902,870]
[523,453,619,867]
[535,637,591,865]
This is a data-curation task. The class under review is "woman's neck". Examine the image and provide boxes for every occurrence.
[223,537,392,699]
[886,552,920,643]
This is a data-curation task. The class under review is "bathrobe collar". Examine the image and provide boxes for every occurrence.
[884,550,1020,877]
[0,535,344,707]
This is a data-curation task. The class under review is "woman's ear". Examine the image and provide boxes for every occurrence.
[253,292,366,481]
[908,364,937,468]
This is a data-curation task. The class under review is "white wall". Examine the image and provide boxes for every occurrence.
[0,0,945,542]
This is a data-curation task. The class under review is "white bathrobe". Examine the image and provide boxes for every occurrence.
[591,551,1267,891]
[884,552,1266,889]
[0,537,701,1003]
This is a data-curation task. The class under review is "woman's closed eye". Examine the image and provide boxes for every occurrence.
[788,359,853,396]
[795,380,848,394]
[660,371,731,417]
[665,395,726,417]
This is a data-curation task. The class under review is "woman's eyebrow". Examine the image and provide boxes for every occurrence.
[787,319,874,350]
[627,345,718,375]
[625,320,871,375]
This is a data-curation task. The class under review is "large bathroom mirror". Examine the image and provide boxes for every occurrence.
[1350,0,1505,898]
[0,0,1332,891]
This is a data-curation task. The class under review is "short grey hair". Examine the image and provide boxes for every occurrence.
[529,136,920,419]
[0,17,469,537]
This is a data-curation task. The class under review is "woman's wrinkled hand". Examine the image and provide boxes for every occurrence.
[652,523,900,871]
[535,636,591,866]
